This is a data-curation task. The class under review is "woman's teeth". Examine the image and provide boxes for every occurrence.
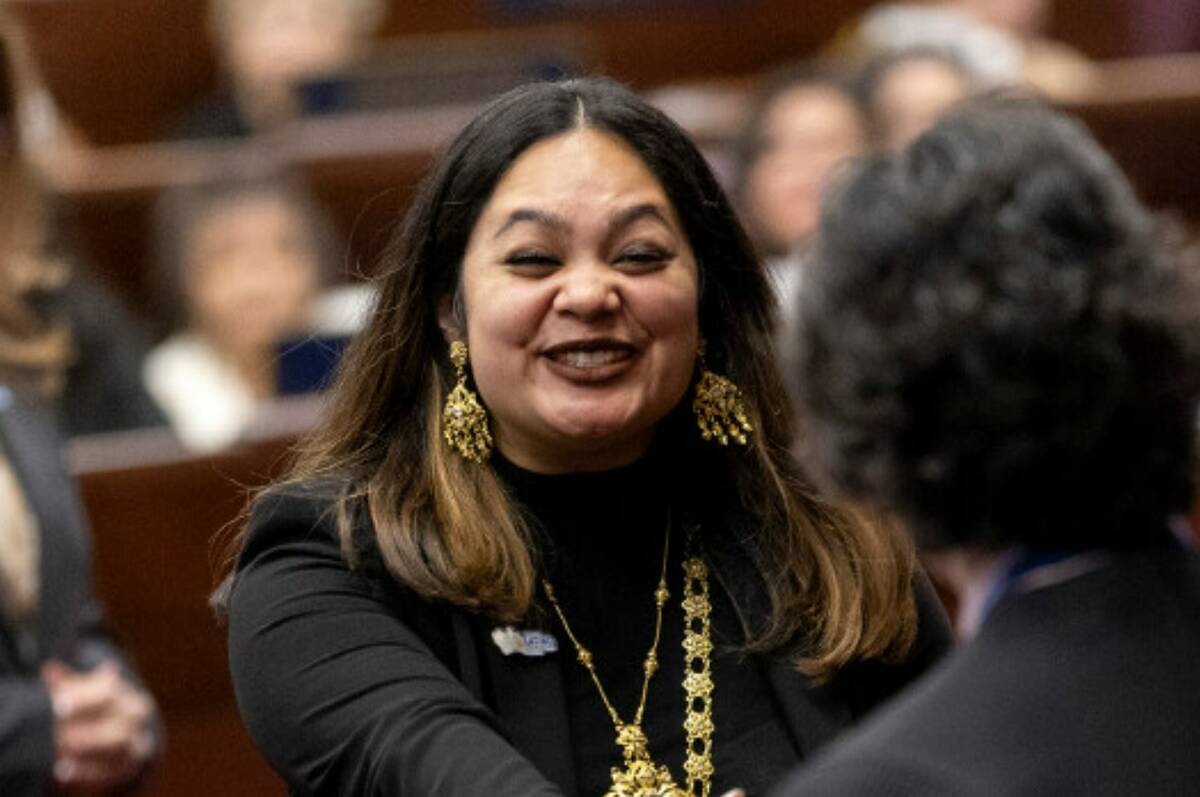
[552,349,631,368]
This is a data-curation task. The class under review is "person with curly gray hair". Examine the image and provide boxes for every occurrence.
[776,94,1200,795]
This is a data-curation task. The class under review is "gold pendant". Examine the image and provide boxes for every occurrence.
[603,724,688,797]
[543,528,715,797]
[606,758,688,797]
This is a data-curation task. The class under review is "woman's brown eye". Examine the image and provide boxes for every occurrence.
[504,252,560,268]
[618,249,672,268]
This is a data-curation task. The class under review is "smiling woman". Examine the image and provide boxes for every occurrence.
[447,127,700,473]
[216,77,952,797]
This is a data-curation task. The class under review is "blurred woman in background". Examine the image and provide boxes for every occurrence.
[0,35,159,797]
[179,0,386,139]
[146,174,340,451]
[734,64,868,341]
[0,14,162,438]
[735,65,868,263]
[856,48,975,151]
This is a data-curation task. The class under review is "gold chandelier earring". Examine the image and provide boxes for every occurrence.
[692,342,753,447]
[442,341,493,463]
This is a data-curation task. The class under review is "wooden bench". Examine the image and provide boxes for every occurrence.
[69,400,322,797]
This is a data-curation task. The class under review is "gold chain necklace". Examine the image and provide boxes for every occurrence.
[542,524,714,797]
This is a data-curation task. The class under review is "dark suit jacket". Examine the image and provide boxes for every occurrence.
[774,543,1200,796]
[58,269,165,437]
[227,484,952,797]
[0,390,155,796]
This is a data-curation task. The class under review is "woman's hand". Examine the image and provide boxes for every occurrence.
[41,660,157,796]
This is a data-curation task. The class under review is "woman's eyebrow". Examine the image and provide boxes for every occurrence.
[491,202,674,241]
[493,208,568,240]
[600,203,677,252]
[609,202,672,232]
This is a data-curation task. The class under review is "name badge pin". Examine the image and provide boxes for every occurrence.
[491,626,559,657]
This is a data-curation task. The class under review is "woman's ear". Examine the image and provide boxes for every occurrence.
[437,294,462,343]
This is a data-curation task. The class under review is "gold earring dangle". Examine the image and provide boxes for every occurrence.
[693,343,753,446]
[442,341,493,463]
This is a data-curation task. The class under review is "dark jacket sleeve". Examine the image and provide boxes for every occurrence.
[57,268,165,437]
[227,488,565,797]
[0,677,55,796]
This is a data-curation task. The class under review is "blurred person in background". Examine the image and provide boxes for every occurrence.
[0,13,163,438]
[145,174,344,452]
[838,0,1096,100]
[0,378,161,797]
[734,64,868,334]
[857,48,975,151]
[178,0,386,139]
[0,36,160,797]
[778,94,1200,795]
[52,267,166,438]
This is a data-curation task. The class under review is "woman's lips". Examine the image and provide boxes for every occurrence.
[548,349,632,367]
[542,340,637,381]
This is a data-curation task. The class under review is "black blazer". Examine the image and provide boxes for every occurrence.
[0,390,156,796]
[228,484,952,796]
[774,543,1200,796]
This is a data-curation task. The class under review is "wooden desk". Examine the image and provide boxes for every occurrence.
[70,418,317,797]
[6,0,880,146]
[50,105,478,318]
[41,52,1200,330]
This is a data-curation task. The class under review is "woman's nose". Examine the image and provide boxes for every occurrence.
[552,262,620,319]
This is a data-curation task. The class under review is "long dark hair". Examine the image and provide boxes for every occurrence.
[228,77,917,675]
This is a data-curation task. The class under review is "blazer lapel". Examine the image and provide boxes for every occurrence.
[0,393,88,664]
[703,511,854,760]
[0,604,26,673]
[474,615,578,795]
[763,658,854,757]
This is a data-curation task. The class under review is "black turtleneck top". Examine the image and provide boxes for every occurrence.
[493,452,800,797]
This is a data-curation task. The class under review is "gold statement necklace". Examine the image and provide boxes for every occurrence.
[542,523,714,797]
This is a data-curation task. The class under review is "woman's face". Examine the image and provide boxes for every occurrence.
[184,193,319,354]
[873,59,971,151]
[445,127,700,474]
[744,85,867,254]
[225,0,366,90]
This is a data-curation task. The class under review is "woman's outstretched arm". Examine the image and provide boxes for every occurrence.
[228,489,565,797]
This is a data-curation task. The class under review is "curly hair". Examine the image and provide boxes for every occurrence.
[793,94,1200,551]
